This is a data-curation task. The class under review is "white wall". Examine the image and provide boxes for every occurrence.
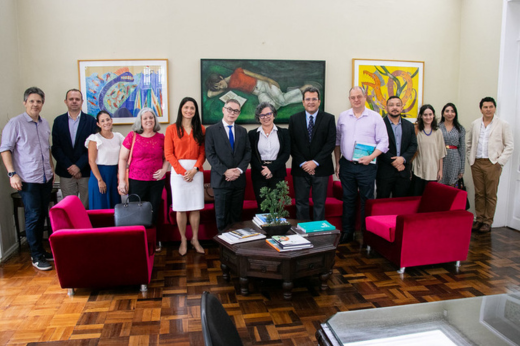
[0,0,505,259]
[0,0,23,259]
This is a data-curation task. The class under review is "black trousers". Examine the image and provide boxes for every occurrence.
[376,172,411,198]
[128,179,165,225]
[213,187,245,233]
[293,175,329,221]
[339,158,377,235]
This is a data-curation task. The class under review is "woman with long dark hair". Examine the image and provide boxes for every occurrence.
[165,97,206,256]
[439,103,466,186]
[411,104,446,196]
[85,111,124,209]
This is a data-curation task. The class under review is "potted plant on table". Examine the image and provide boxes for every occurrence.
[259,180,292,236]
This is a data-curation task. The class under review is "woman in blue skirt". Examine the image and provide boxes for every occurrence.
[85,111,124,209]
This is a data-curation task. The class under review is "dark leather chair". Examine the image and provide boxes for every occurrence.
[201,291,243,346]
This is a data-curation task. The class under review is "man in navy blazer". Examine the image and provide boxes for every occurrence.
[205,99,251,232]
[289,87,336,221]
[52,89,96,208]
[376,96,417,198]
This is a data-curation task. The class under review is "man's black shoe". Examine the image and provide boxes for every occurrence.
[340,232,354,244]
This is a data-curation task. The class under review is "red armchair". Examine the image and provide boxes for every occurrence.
[364,182,473,273]
[49,196,155,295]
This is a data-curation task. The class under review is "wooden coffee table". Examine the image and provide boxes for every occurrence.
[213,220,340,300]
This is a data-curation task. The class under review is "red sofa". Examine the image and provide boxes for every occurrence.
[157,168,347,242]
[364,182,473,273]
[49,196,156,295]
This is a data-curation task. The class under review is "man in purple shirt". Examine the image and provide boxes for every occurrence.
[0,87,55,270]
[334,86,389,243]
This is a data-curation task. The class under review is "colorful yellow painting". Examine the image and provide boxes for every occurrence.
[353,59,424,120]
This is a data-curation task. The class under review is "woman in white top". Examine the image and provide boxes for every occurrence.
[85,111,125,209]
[411,104,446,196]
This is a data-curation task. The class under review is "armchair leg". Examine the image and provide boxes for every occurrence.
[366,245,371,253]
[67,288,75,296]
[397,267,406,274]
[155,241,162,253]
[140,284,148,292]
[455,261,461,268]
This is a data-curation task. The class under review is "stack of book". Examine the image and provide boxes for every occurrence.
[218,228,265,244]
[253,213,287,228]
[266,234,313,252]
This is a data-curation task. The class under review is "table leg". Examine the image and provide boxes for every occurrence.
[320,270,332,291]
[282,281,293,300]
[239,277,249,295]
[221,263,230,282]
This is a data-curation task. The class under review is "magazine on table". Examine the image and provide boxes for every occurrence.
[352,141,377,164]
[253,213,287,227]
[296,220,335,233]
[271,234,312,248]
[228,228,261,239]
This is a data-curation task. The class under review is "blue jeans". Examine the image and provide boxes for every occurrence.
[18,180,53,259]
[339,158,377,235]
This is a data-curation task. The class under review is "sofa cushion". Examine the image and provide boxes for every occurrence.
[50,196,92,231]
[365,215,397,242]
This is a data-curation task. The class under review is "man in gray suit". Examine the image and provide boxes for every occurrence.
[205,99,251,232]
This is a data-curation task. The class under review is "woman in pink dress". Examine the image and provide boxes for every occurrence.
[118,108,169,250]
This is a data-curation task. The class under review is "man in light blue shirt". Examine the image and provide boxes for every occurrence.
[0,87,55,271]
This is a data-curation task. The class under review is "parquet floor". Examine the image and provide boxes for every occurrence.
[1,227,520,345]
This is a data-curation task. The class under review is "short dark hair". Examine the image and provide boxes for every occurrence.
[387,96,401,103]
[417,104,438,131]
[205,73,224,91]
[254,102,277,122]
[302,86,320,100]
[65,89,83,100]
[479,97,496,109]
[24,87,45,102]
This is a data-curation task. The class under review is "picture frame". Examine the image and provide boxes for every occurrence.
[78,59,169,124]
[201,59,326,124]
[353,59,424,120]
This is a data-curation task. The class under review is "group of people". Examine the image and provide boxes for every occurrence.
[0,86,514,271]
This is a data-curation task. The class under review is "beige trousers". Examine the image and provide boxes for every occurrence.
[470,158,502,225]
[60,176,89,209]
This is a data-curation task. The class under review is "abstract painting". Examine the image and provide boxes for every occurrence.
[353,59,424,120]
[78,59,169,124]
[201,59,326,124]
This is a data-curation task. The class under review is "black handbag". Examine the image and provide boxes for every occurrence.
[114,194,153,228]
[455,178,470,210]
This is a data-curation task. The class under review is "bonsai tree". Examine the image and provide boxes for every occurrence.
[259,180,291,225]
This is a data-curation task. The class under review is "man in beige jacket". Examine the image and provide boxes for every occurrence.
[467,97,514,233]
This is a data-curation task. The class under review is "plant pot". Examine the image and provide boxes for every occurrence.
[262,223,292,236]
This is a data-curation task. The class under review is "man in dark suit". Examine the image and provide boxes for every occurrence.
[289,86,336,221]
[376,96,417,198]
[205,99,251,232]
[52,89,96,208]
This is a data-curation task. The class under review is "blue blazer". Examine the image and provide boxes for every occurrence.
[52,111,97,178]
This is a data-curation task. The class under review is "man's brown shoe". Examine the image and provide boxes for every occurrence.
[479,224,491,233]
[472,221,483,231]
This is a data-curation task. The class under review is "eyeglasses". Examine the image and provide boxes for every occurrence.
[224,107,240,115]
[259,112,273,118]
[304,98,319,102]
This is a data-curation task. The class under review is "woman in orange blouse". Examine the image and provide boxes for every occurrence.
[165,97,206,256]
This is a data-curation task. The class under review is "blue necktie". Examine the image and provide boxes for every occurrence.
[308,115,314,142]
[228,125,234,151]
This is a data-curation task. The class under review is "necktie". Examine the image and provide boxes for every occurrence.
[228,125,234,151]
[308,115,314,142]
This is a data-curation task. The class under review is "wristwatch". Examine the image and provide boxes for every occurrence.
[8,171,16,178]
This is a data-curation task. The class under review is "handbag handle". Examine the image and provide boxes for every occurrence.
[125,194,143,206]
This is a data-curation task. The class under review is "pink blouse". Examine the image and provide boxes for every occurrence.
[123,132,165,181]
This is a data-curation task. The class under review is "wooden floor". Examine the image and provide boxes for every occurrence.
[1,227,520,345]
